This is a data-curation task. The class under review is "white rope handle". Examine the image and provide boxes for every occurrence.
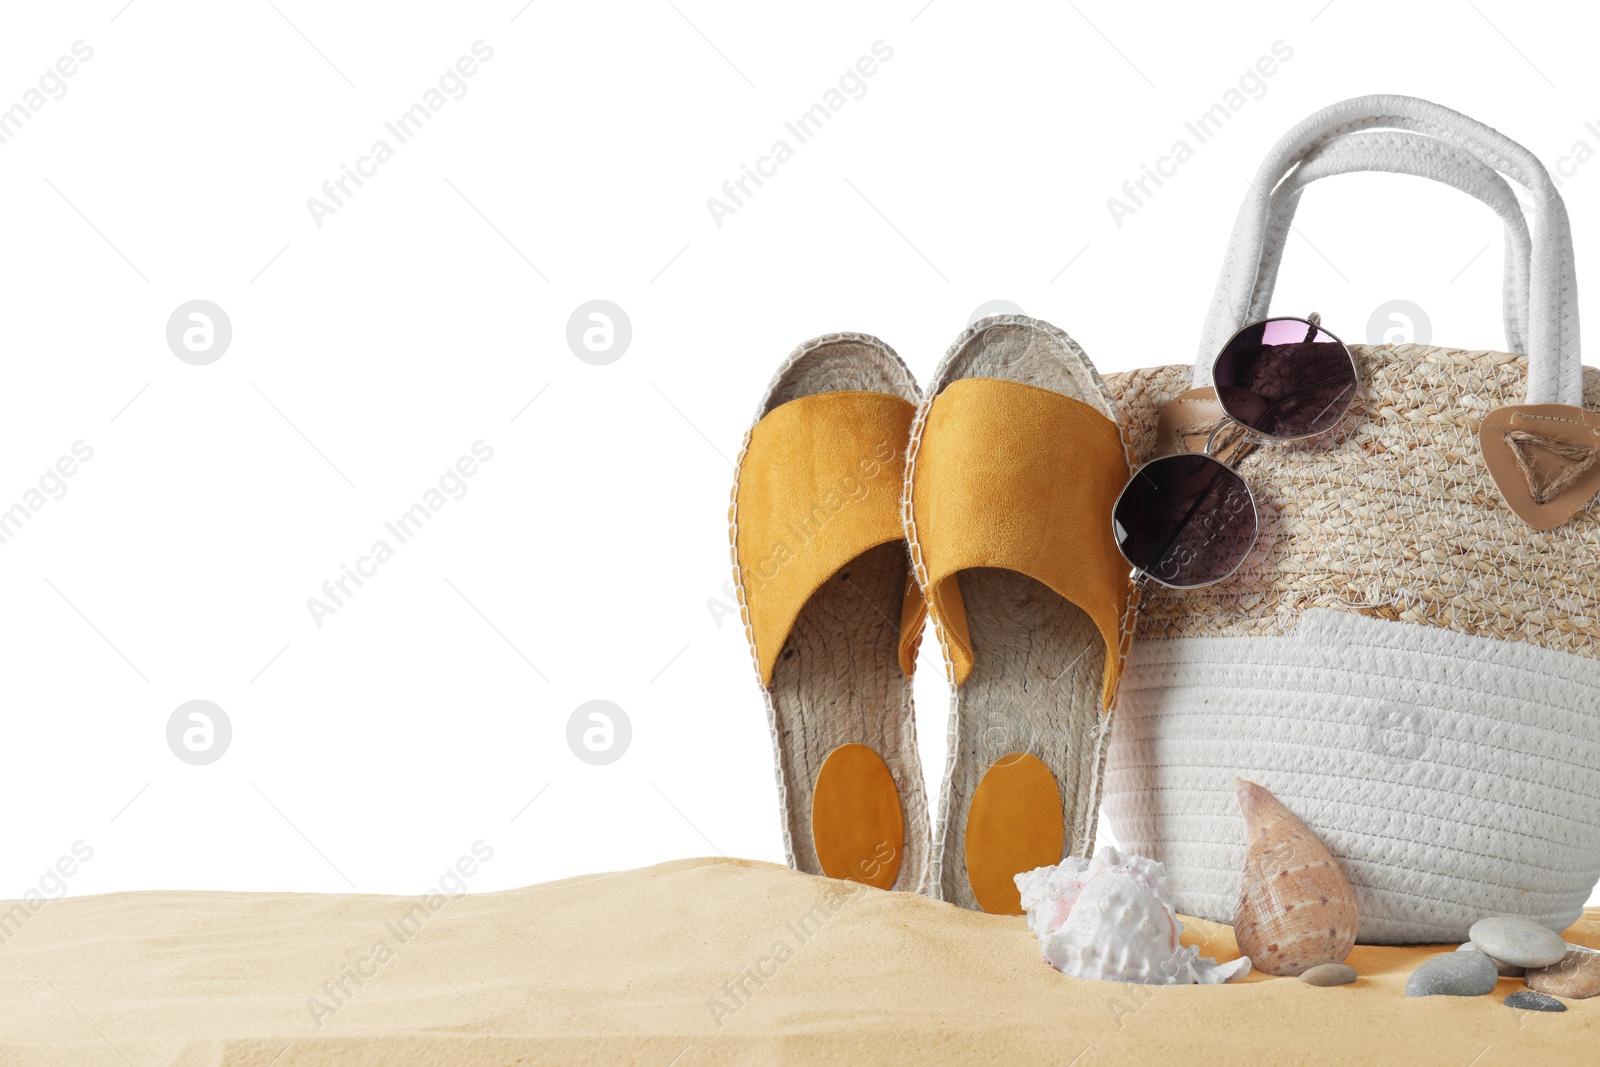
[1196,95,1582,406]
[1252,131,1532,357]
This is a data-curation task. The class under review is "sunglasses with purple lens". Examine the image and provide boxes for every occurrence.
[1112,314,1358,590]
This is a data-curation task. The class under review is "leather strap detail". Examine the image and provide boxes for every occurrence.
[734,391,915,686]
[1154,386,1253,465]
[1480,403,1600,531]
[1154,387,1228,457]
[907,377,1132,705]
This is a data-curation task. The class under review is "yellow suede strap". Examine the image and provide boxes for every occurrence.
[905,378,1132,706]
[734,391,917,687]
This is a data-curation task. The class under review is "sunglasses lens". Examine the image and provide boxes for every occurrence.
[1113,454,1257,587]
[1212,318,1356,438]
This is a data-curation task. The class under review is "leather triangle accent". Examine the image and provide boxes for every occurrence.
[1480,404,1600,531]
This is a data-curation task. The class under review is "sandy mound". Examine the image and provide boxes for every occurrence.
[0,857,1593,1064]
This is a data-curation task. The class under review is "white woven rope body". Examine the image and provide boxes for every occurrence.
[1105,96,1600,943]
[1105,609,1600,944]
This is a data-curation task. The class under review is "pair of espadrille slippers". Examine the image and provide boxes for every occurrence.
[729,316,1135,914]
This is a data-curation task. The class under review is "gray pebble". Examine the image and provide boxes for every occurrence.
[1467,916,1567,969]
[1504,990,1566,1013]
[1406,951,1499,997]
[1456,941,1525,977]
[1299,963,1357,986]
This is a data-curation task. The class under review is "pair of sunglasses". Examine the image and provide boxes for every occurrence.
[1112,314,1358,589]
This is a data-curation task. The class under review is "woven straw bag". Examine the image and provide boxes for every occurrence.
[1100,96,1600,944]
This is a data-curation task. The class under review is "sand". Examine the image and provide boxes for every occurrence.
[0,856,1595,1064]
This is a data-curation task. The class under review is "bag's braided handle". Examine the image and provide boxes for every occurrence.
[1197,95,1581,406]
[1252,130,1532,357]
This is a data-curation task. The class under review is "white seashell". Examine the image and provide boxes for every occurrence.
[1015,846,1252,985]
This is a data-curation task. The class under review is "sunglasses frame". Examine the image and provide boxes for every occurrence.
[1112,313,1359,592]
[1210,314,1360,444]
[1113,451,1262,591]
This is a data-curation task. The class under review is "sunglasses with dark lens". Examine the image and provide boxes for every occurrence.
[1112,314,1358,590]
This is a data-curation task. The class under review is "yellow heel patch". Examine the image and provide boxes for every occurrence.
[965,753,1064,914]
[811,743,904,890]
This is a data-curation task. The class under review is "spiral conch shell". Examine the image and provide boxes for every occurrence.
[1015,846,1251,985]
[1233,778,1358,976]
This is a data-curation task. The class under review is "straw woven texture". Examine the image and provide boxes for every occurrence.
[1106,344,1600,652]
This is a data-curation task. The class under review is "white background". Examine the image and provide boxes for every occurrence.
[2,0,1597,902]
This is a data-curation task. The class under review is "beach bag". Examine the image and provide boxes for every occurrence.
[1100,95,1600,944]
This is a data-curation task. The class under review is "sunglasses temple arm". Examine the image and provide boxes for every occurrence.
[1129,571,1153,616]
[1109,572,1153,713]
[1205,421,1259,467]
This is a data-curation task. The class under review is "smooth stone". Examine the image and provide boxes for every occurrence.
[1467,916,1567,969]
[1504,990,1566,1012]
[1456,941,1525,977]
[1299,963,1357,987]
[1405,951,1499,997]
[1525,947,1600,1000]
